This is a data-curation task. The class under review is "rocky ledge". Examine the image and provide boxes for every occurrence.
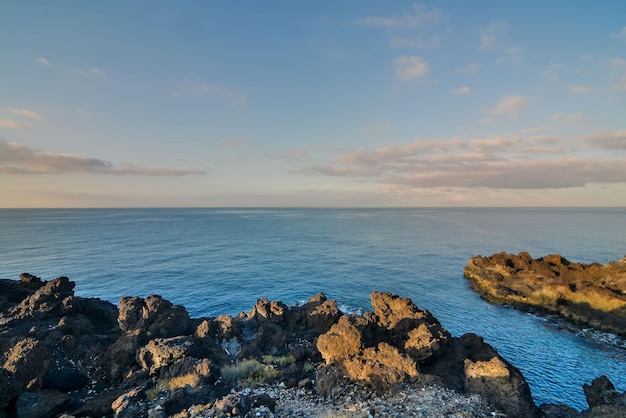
[464,252,626,337]
[1,273,625,418]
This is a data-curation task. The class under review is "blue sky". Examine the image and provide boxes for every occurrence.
[1,1,626,207]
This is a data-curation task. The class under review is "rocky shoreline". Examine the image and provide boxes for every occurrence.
[1,273,625,418]
[464,252,626,337]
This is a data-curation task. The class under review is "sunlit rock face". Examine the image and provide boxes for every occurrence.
[465,252,626,336]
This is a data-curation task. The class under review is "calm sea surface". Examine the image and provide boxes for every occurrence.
[1,208,625,410]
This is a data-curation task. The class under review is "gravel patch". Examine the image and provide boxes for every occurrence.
[247,383,498,418]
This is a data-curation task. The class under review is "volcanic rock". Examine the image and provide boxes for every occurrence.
[118,294,192,338]
[464,252,626,336]
[2,273,625,418]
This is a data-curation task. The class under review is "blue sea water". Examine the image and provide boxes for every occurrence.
[1,207,625,410]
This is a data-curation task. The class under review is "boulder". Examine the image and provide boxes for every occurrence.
[247,298,288,322]
[111,387,148,418]
[107,330,147,380]
[15,390,69,418]
[317,293,448,391]
[290,293,343,336]
[118,295,192,338]
[583,376,626,409]
[137,336,202,374]
[10,276,75,319]
[3,337,51,389]
[455,333,538,418]
[43,368,89,392]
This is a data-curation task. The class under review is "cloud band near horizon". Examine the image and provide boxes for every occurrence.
[0,139,206,176]
[298,131,626,190]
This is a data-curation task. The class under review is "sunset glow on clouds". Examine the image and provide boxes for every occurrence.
[1,1,625,207]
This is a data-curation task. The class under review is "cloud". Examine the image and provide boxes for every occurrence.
[458,63,481,74]
[0,120,23,129]
[609,58,626,91]
[613,26,626,43]
[481,20,508,50]
[389,35,441,50]
[542,64,564,80]
[172,84,248,106]
[89,67,107,79]
[453,86,471,95]
[358,4,441,29]
[0,139,206,176]
[486,95,530,118]
[359,5,446,52]
[37,57,107,79]
[569,85,592,94]
[551,112,586,121]
[11,109,41,120]
[582,130,626,150]
[615,76,626,91]
[0,108,43,129]
[496,46,525,64]
[272,148,311,161]
[300,132,626,190]
[394,56,429,81]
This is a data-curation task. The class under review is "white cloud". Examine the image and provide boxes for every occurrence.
[542,64,564,80]
[300,132,626,190]
[0,108,43,129]
[172,84,248,106]
[613,26,626,43]
[272,148,311,161]
[481,20,508,50]
[37,57,107,80]
[551,112,586,121]
[394,56,429,81]
[453,86,471,94]
[609,58,626,91]
[582,130,626,150]
[458,63,481,74]
[615,75,626,91]
[0,139,206,176]
[0,120,22,129]
[486,95,530,118]
[389,35,441,50]
[7,108,43,120]
[89,67,107,78]
[496,46,525,64]
[569,85,592,94]
[359,4,441,29]
[359,5,446,53]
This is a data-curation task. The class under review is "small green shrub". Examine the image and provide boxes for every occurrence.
[262,354,296,367]
[303,361,316,373]
[221,358,281,389]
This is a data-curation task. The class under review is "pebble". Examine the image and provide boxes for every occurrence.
[243,382,496,418]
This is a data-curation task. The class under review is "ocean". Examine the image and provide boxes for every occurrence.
[1,207,625,410]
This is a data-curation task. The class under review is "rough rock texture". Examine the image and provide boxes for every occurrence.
[317,292,537,417]
[2,273,625,417]
[464,252,626,336]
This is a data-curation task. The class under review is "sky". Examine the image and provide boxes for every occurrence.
[1,1,626,208]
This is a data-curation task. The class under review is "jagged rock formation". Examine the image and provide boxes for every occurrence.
[465,252,626,336]
[1,273,624,417]
[316,292,538,417]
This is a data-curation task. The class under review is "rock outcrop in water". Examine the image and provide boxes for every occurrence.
[464,252,626,336]
[1,273,624,417]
